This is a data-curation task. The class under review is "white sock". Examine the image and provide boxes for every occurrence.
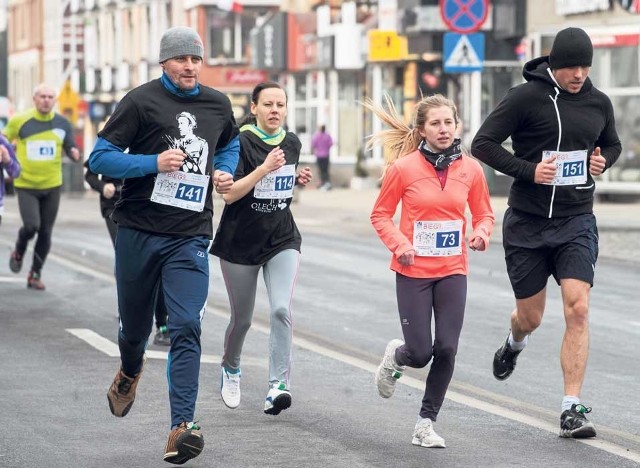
[508,332,528,351]
[562,395,580,413]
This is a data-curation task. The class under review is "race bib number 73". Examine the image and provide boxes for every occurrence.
[413,220,463,257]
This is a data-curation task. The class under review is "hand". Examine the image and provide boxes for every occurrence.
[157,149,185,173]
[397,249,415,266]
[70,147,81,162]
[261,147,286,173]
[469,237,486,251]
[589,146,606,176]
[102,183,116,199]
[0,145,9,164]
[296,167,313,186]
[534,155,557,184]
[213,170,234,194]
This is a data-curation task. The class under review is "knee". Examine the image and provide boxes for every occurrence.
[233,318,252,336]
[515,310,542,334]
[22,223,39,237]
[271,305,291,325]
[404,347,432,368]
[433,343,457,363]
[565,299,589,330]
[171,318,202,343]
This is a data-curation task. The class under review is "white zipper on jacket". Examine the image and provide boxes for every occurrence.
[547,69,562,219]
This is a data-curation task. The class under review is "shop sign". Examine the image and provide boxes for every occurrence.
[555,0,611,16]
[224,70,269,85]
[251,12,287,71]
[368,30,408,62]
[591,33,640,48]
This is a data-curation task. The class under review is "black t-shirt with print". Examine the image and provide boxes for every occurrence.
[98,79,238,237]
[210,129,302,265]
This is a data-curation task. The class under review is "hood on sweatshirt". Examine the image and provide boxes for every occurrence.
[522,56,593,96]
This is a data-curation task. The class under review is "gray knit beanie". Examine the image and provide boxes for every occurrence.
[159,27,204,63]
[549,27,593,70]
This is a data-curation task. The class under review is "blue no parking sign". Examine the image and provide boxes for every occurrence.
[440,0,489,34]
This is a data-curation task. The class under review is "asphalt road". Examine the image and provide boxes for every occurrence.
[0,191,638,468]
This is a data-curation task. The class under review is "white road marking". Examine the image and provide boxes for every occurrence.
[66,328,266,367]
[67,328,119,357]
[0,276,27,283]
[54,255,640,464]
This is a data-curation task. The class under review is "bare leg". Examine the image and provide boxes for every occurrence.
[511,287,547,341]
[559,279,590,397]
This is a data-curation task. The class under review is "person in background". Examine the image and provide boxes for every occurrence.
[0,134,21,227]
[471,27,621,439]
[84,163,170,346]
[3,83,80,290]
[88,26,239,464]
[210,81,312,416]
[311,124,333,191]
[367,94,494,448]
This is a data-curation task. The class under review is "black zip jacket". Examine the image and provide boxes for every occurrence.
[471,56,621,218]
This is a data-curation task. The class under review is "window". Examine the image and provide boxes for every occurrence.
[206,8,255,64]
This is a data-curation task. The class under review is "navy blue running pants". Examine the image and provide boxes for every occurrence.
[115,227,210,428]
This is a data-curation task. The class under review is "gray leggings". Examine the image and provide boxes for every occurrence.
[219,249,300,388]
[394,273,467,421]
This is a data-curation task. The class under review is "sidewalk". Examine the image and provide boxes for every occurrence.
[293,185,640,262]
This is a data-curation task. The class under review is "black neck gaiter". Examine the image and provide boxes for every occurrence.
[418,138,462,171]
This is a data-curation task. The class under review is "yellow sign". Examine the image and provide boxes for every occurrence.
[368,30,408,62]
[57,80,81,124]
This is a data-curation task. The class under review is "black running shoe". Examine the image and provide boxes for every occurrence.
[9,250,23,273]
[560,404,597,438]
[492,334,522,381]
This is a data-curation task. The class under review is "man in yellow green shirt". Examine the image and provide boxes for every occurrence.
[2,83,80,290]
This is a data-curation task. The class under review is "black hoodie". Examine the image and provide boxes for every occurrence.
[471,56,621,218]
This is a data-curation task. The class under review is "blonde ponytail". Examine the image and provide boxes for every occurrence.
[362,95,421,174]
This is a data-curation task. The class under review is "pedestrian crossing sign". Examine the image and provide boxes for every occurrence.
[444,33,484,73]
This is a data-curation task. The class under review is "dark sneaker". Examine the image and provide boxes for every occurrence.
[107,360,145,417]
[9,250,23,273]
[153,325,171,346]
[493,334,522,380]
[164,422,204,465]
[27,271,46,290]
[560,404,597,438]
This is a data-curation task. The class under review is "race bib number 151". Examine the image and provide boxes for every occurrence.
[542,150,588,186]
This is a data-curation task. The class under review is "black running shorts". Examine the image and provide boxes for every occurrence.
[502,207,599,299]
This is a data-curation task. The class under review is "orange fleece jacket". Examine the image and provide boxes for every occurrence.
[371,150,495,279]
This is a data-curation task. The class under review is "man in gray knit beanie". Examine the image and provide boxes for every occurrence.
[159,26,204,63]
[92,22,239,467]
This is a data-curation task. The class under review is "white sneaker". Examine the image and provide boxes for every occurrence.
[412,418,446,448]
[375,339,406,398]
[220,367,241,409]
[264,381,292,415]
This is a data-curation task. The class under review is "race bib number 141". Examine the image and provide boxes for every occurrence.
[151,172,210,212]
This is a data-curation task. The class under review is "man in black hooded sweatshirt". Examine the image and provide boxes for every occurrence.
[472,27,621,439]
